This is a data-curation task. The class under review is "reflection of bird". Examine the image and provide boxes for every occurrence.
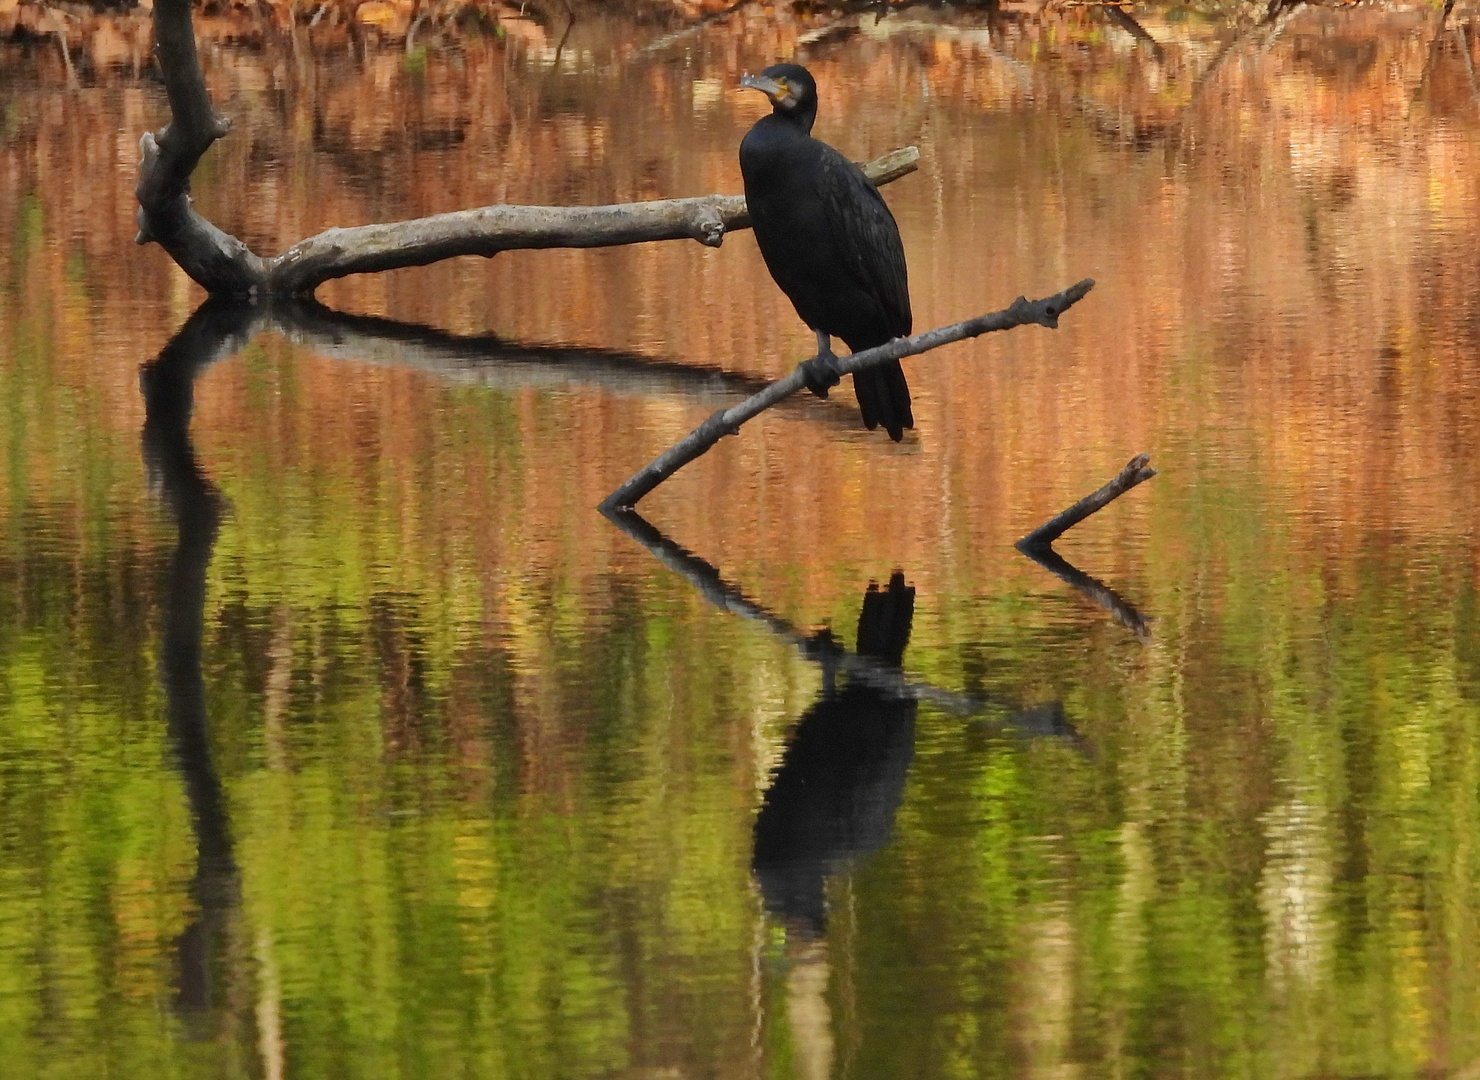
[752,573,917,938]
[739,63,914,441]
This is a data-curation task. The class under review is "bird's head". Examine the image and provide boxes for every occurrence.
[739,63,818,131]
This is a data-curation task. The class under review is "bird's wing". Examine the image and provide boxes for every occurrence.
[817,146,912,337]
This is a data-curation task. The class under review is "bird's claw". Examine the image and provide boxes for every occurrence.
[800,353,842,399]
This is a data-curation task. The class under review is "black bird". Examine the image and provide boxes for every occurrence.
[739,63,915,441]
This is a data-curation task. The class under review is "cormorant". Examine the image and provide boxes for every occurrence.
[739,63,915,441]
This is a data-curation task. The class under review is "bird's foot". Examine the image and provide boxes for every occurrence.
[800,350,842,399]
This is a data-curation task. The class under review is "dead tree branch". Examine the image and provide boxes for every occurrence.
[263,153,916,295]
[600,278,1096,511]
[1017,452,1154,550]
[135,0,918,297]
[1014,452,1155,639]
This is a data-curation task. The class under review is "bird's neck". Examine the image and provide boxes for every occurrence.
[772,105,816,136]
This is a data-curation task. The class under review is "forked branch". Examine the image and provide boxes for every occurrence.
[135,0,918,297]
[600,278,1096,511]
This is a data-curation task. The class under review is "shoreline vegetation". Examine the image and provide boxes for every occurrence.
[0,0,1402,64]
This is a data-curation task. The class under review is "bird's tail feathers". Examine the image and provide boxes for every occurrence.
[853,360,913,442]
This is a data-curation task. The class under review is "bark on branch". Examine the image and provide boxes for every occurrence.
[1016,451,1155,550]
[134,0,918,297]
[600,278,1096,511]
[262,147,919,296]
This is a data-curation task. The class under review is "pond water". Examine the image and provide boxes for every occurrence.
[4,2,1480,1076]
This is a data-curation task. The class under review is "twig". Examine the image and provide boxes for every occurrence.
[1016,452,1154,550]
[602,506,983,714]
[600,279,1095,511]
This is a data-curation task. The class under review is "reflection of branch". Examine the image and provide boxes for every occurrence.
[601,279,1096,510]
[141,301,251,1022]
[1417,0,1459,102]
[1018,544,1150,642]
[1017,452,1154,549]
[635,0,761,55]
[601,506,982,714]
[1104,7,1165,63]
[264,299,845,418]
[1189,0,1304,102]
[139,298,862,428]
[1461,24,1480,114]
[1016,453,1154,640]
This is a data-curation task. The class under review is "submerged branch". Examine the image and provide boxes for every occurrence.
[1017,452,1155,550]
[1015,453,1156,639]
[600,278,1096,511]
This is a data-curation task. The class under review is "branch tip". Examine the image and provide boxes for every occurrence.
[1018,451,1155,549]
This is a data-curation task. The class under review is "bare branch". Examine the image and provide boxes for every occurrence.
[262,147,918,294]
[135,0,266,295]
[132,0,920,302]
[1016,452,1154,550]
[600,278,1096,512]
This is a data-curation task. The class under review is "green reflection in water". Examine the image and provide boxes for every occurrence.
[3,89,1480,1080]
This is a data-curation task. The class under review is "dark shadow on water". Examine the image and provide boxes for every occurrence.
[1017,542,1151,642]
[751,574,919,939]
[137,297,856,1027]
[598,508,1091,938]
[140,301,253,1030]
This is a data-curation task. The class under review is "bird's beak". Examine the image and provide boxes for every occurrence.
[739,72,787,103]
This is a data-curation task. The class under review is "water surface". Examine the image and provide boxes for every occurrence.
[3,3,1480,1077]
